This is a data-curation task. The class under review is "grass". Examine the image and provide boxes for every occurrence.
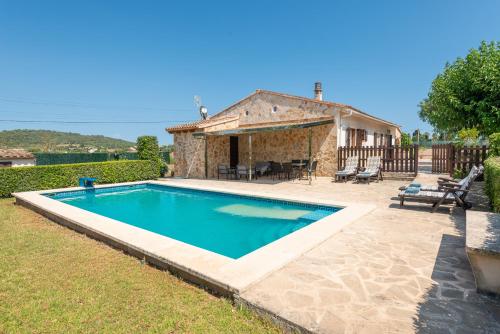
[0,198,280,333]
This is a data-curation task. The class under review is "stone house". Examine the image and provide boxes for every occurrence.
[0,149,36,167]
[167,83,401,178]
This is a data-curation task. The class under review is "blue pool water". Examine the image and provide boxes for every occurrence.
[45,184,340,259]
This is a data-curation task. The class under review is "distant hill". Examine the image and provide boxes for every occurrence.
[0,129,135,152]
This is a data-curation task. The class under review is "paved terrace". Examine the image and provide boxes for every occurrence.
[164,175,500,334]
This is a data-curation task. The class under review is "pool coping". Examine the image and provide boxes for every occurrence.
[13,180,375,295]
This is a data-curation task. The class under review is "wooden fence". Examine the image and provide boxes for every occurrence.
[431,144,489,175]
[337,145,419,175]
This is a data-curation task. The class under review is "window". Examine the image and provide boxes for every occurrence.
[245,110,249,116]
[272,106,278,113]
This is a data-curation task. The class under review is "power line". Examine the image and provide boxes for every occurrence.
[0,96,192,112]
[0,119,196,124]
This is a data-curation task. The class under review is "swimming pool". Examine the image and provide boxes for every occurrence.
[45,184,340,259]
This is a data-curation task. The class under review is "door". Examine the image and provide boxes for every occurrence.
[229,136,239,167]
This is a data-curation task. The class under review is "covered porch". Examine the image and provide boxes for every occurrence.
[192,117,337,180]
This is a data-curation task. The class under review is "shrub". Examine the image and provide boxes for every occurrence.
[401,133,412,147]
[0,160,160,197]
[484,156,500,213]
[489,132,500,157]
[137,136,160,162]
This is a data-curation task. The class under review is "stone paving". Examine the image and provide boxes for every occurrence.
[165,175,500,334]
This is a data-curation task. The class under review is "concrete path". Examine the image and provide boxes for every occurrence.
[165,176,500,333]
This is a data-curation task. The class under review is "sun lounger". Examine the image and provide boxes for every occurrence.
[398,165,481,191]
[335,156,358,182]
[398,168,481,212]
[355,156,382,184]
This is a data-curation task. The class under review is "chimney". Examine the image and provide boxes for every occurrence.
[314,82,323,101]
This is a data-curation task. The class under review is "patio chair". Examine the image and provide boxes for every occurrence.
[236,164,249,181]
[335,156,359,182]
[398,165,482,192]
[217,164,230,179]
[255,161,270,177]
[271,162,284,180]
[307,160,318,180]
[355,156,382,184]
[281,162,294,180]
[398,172,478,213]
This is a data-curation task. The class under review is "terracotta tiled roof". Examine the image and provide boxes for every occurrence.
[0,149,35,159]
[165,119,211,133]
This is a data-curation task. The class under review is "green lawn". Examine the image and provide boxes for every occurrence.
[0,198,280,333]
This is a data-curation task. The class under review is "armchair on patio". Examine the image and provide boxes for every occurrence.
[236,164,249,181]
[255,161,270,177]
[355,156,382,184]
[335,156,358,182]
[217,164,230,180]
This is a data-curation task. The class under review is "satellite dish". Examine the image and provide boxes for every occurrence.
[194,95,208,120]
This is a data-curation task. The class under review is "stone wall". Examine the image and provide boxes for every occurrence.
[236,124,337,176]
[174,124,338,178]
[172,131,205,178]
[211,92,339,125]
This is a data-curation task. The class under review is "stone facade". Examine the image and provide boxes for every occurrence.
[172,131,205,178]
[175,125,337,178]
[169,90,399,179]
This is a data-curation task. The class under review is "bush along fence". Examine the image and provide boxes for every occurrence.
[337,145,419,175]
[431,144,489,175]
[0,160,160,197]
[33,151,171,166]
[484,156,500,213]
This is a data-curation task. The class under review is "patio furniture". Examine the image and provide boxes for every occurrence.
[217,164,230,179]
[281,162,294,180]
[398,170,480,212]
[255,161,271,177]
[291,160,307,179]
[271,162,283,180]
[398,165,482,192]
[308,160,318,180]
[236,164,249,181]
[355,156,382,184]
[335,156,358,182]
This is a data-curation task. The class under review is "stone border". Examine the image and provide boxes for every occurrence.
[13,180,375,295]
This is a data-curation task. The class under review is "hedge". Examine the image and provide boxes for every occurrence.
[489,132,500,157]
[34,152,110,165]
[33,151,171,166]
[484,156,500,213]
[0,160,160,197]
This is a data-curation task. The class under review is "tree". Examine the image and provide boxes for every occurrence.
[457,127,479,145]
[401,133,412,146]
[137,136,160,162]
[419,41,500,136]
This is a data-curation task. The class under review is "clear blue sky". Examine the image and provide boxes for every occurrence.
[0,0,499,145]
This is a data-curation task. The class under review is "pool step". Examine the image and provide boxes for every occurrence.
[299,209,333,222]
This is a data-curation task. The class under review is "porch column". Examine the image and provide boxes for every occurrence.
[248,134,252,181]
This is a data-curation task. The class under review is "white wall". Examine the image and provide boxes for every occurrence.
[337,114,399,147]
[0,159,36,167]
